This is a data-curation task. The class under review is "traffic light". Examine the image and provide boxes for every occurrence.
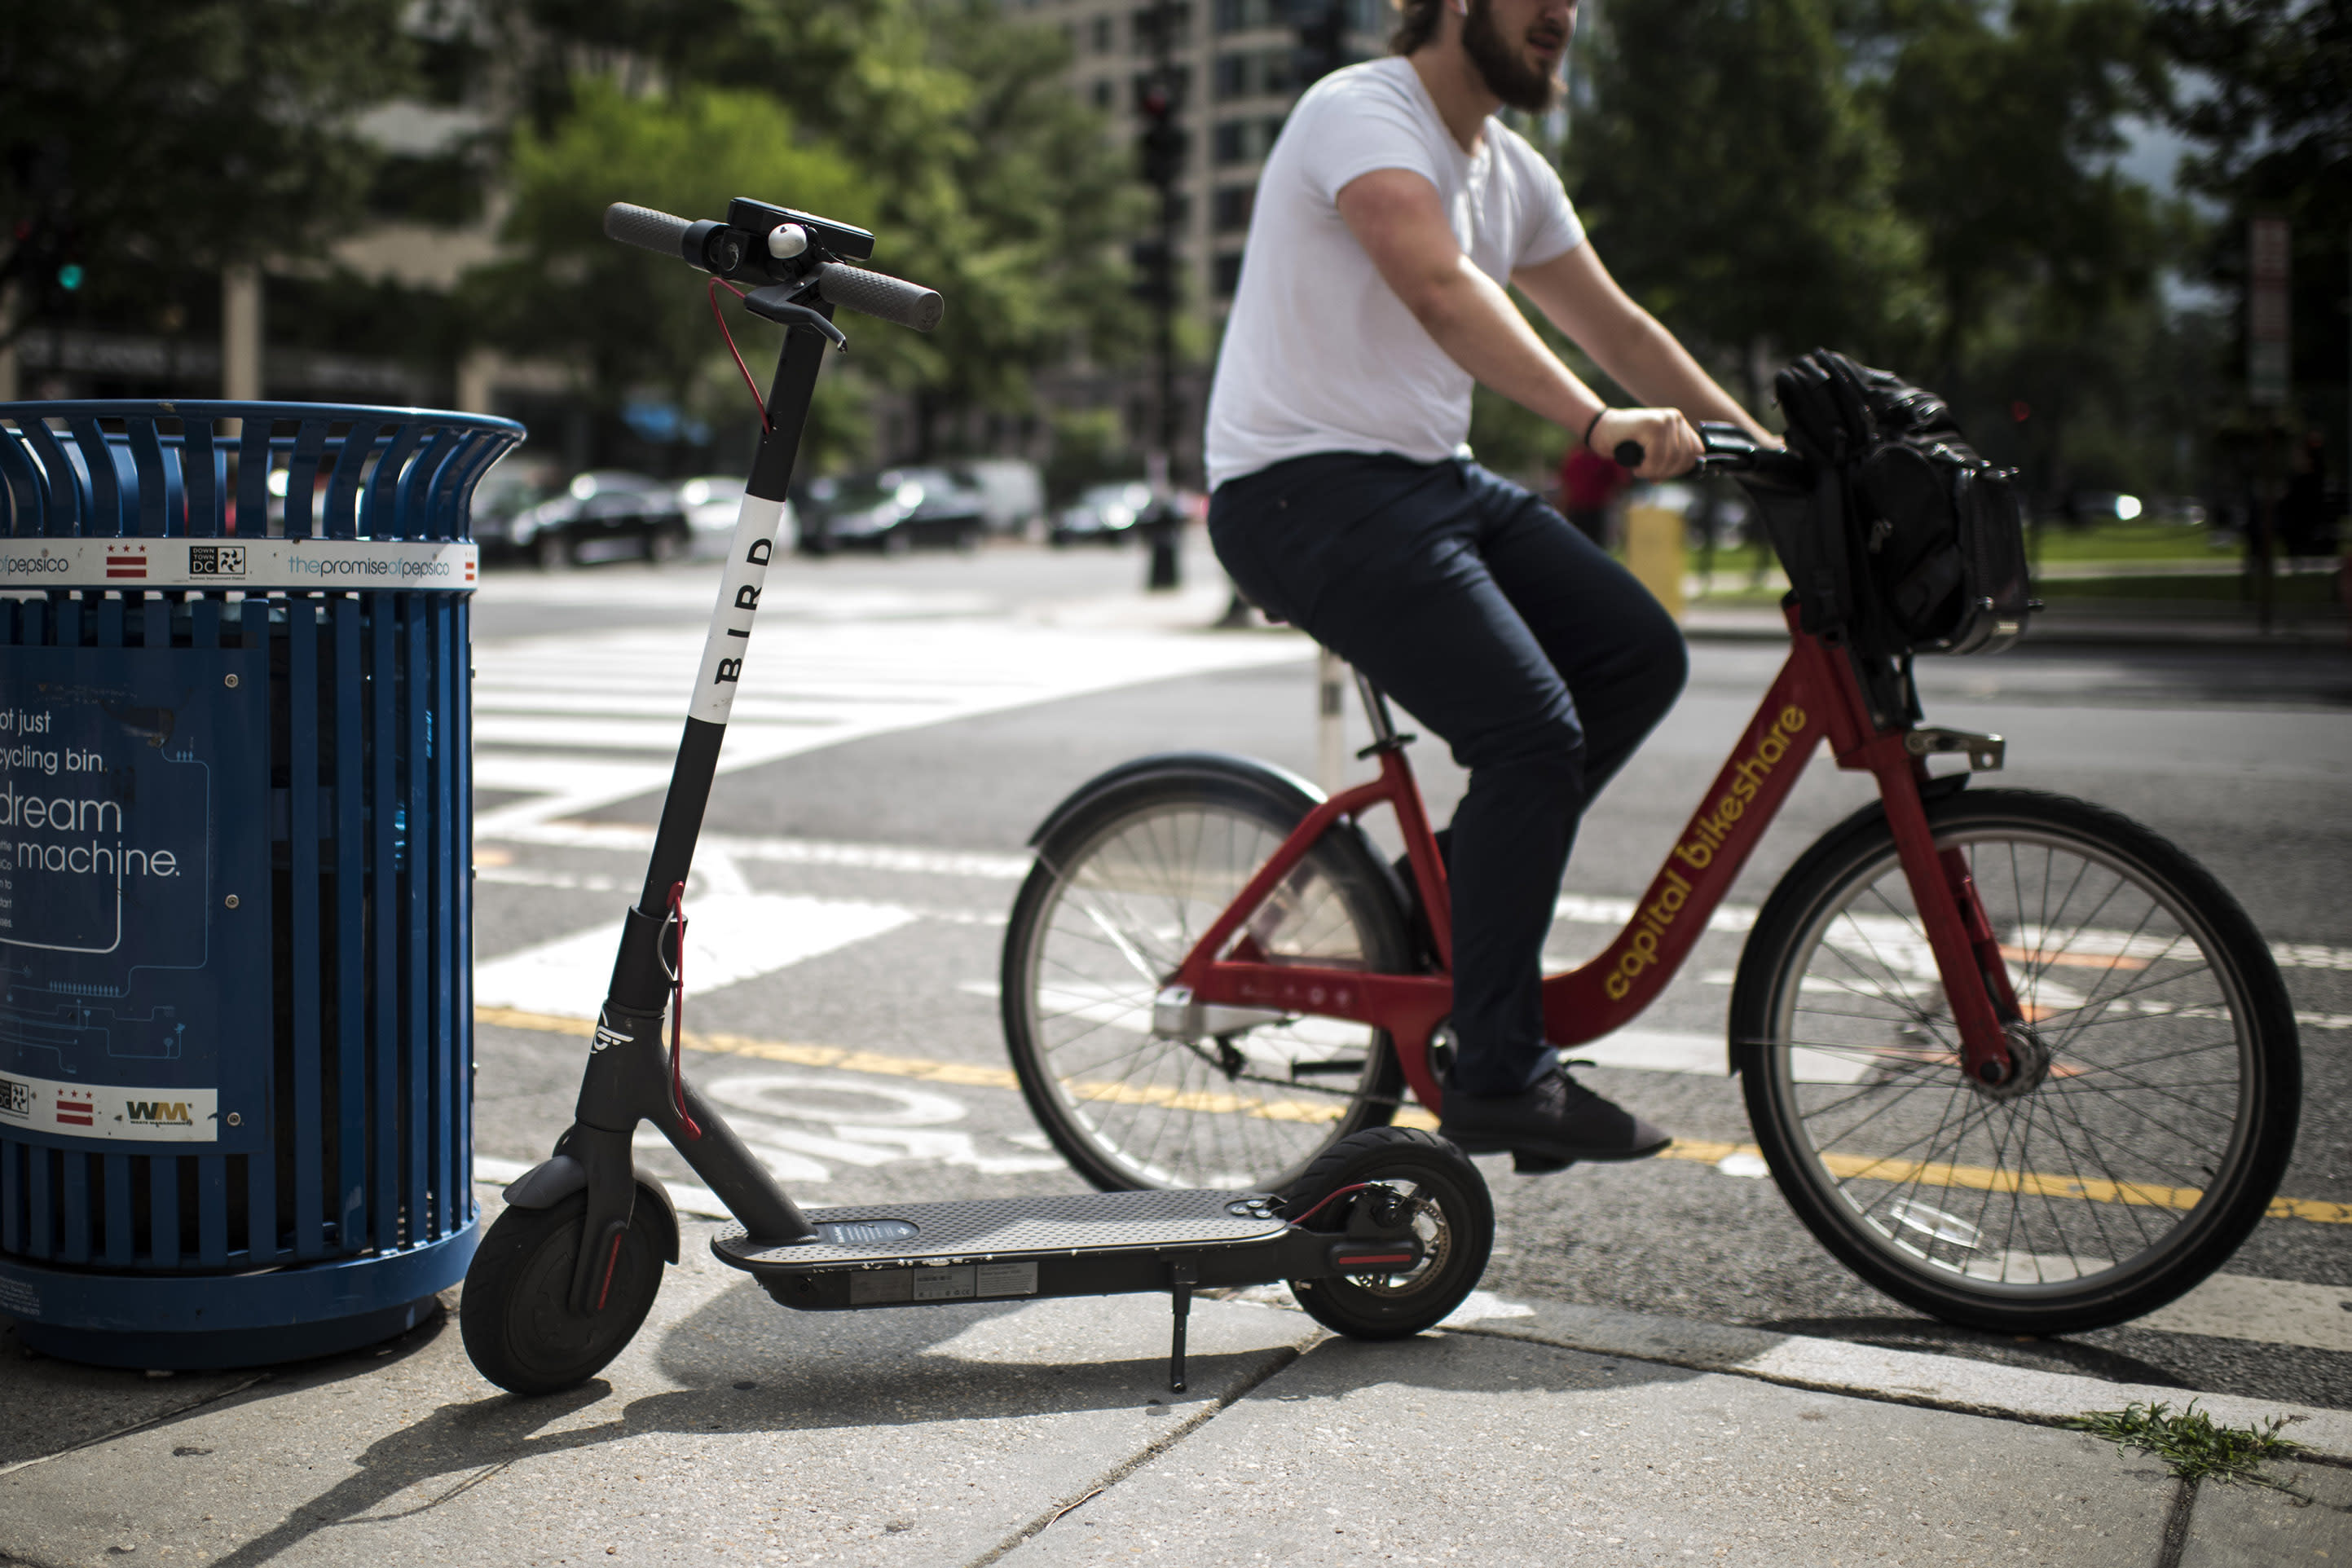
[1137,84,1186,189]
[1287,0,1350,86]
[56,262,84,293]
[1130,238,1175,306]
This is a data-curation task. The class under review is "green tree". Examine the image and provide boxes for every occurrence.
[488,0,1148,460]
[1879,0,2168,381]
[2153,0,2350,412]
[1570,0,1927,405]
[0,0,414,346]
[464,80,874,467]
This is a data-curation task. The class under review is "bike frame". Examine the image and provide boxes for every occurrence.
[1168,607,2028,1115]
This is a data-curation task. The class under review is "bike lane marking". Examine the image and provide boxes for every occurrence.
[473,1005,2352,1229]
[473,892,917,1019]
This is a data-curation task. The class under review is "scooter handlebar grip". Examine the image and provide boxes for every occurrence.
[815,262,945,333]
[604,202,697,262]
[1613,440,1645,469]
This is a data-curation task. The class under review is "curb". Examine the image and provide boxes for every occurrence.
[1453,1299,2352,1463]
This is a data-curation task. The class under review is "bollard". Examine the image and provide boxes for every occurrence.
[1623,500,1687,620]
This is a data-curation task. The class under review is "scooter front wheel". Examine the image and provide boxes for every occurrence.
[461,1192,666,1394]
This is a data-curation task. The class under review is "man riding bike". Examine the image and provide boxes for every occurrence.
[1203,0,1776,1169]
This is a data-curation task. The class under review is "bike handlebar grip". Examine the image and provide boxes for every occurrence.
[815,262,945,333]
[1613,440,1645,469]
[604,202,696,262]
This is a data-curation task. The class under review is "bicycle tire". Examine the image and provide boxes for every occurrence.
[1731,787,2300,1335]
[1002,759,1414,1192]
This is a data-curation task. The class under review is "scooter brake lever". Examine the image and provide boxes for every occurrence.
[742,284,849,350]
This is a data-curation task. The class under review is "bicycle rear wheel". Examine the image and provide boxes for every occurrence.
[1732,789,2299,1335]
[1002,760,1412,1191]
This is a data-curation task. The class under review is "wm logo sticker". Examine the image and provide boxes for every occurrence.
[127,1100,192,1125]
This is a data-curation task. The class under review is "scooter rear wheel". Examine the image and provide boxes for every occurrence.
[1284,1127,1493,1340]
[461,1193,666,1394]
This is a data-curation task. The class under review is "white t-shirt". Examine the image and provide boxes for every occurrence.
[1202,57,1585,491]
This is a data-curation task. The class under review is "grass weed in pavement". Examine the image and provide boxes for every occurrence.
[2068,1401,2303,1490]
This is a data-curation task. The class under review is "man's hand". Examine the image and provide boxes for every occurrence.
[1591,407,1700,480]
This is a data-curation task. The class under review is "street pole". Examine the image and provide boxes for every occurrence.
[1141,0,1184,592]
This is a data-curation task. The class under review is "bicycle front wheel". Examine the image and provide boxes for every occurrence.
[1732,788,2300,1335]
[1002,760,1412,1192]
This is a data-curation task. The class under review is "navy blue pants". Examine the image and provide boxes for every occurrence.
[1209,452,1687,1095]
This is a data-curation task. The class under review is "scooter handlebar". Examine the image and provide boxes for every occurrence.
[601,202,943,333]
[814,262,945,333]
[603,202,697,263]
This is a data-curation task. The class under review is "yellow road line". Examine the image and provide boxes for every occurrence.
[1658,1136,2352,1227]
[475,1006,2345,1224]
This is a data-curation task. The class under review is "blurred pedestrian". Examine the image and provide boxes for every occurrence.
[1558,440,1631,548]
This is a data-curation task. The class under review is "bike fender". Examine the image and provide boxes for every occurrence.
[1025,750,1324,848]
[500,1154,587,1208]
[630,1172,683,1264]
[498,1155,681,1264]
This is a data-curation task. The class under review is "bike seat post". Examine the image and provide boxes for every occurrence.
[1354,671,1403,751]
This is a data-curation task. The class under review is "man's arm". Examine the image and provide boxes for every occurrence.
[1512,243,1773,445]
[1334,168,1700,478]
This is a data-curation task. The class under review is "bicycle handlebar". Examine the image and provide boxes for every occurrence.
[1614,422,1808,482]
[601,201,943,333]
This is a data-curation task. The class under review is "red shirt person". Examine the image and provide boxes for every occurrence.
[1559,443,1632,547]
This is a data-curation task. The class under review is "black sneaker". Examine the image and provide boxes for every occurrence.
[1438,1065,1673,1165]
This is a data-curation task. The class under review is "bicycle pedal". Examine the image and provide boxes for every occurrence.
[1512,1152,1575,1175]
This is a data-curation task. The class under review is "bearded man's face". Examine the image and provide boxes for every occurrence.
[1460,0,1574,114]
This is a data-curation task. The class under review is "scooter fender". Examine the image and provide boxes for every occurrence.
[499,1153,681,1265]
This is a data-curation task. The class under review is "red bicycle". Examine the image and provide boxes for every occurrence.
[1001,433,2301,1336]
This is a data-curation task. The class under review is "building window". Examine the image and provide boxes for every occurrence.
[1214,0,1278,32]
[1092,79,1113,109]
[1213,185,1253,233]
[1092,15,1114,51]
[1211,115,1285,166]
[1131,2,1195,51]
[1213,47,1297,102]
[1213,251,1245,298]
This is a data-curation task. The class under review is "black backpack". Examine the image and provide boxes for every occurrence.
[1760,350,2032,656]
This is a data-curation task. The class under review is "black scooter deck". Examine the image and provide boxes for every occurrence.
[713,1187,1332,1313]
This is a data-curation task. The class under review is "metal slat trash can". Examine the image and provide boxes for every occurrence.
[0,400,522,1368]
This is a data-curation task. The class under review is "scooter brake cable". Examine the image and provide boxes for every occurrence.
[663,881,703,1139]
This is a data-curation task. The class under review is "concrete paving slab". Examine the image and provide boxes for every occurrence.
[0,1218,1319,1568]
[1000,1330,2178,1567]
[1460,1301,2352,1462]
[2179,1460,2352,1566]
[0,1315,270,1473]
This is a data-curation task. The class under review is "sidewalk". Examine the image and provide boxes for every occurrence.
[4,1203,2345,1567]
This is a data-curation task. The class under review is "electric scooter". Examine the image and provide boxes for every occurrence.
[458,199,1497,1396]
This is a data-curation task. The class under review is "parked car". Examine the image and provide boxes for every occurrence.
[676,475,795,559]
[795,468,984,554]
[504,471,691,567]
[470,464,560,563]
[1050,480,1155,546]
[953,458,1045,535]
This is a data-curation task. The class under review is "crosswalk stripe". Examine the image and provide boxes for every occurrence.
[465,619,1310,832]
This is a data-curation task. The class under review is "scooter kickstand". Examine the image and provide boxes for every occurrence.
[1168,1262,1197,1394]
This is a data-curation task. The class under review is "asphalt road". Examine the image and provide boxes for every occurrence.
[466,538,2352,1415]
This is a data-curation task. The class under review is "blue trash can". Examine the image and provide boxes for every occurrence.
[0,400,522,1368]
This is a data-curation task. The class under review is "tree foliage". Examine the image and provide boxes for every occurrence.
[2153,0,2351,392]
[1878,0,2167,377]
[467,80,870,423]
[1570,0,1927,393]
[0,0,413,344]
[472,0,1147,463]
